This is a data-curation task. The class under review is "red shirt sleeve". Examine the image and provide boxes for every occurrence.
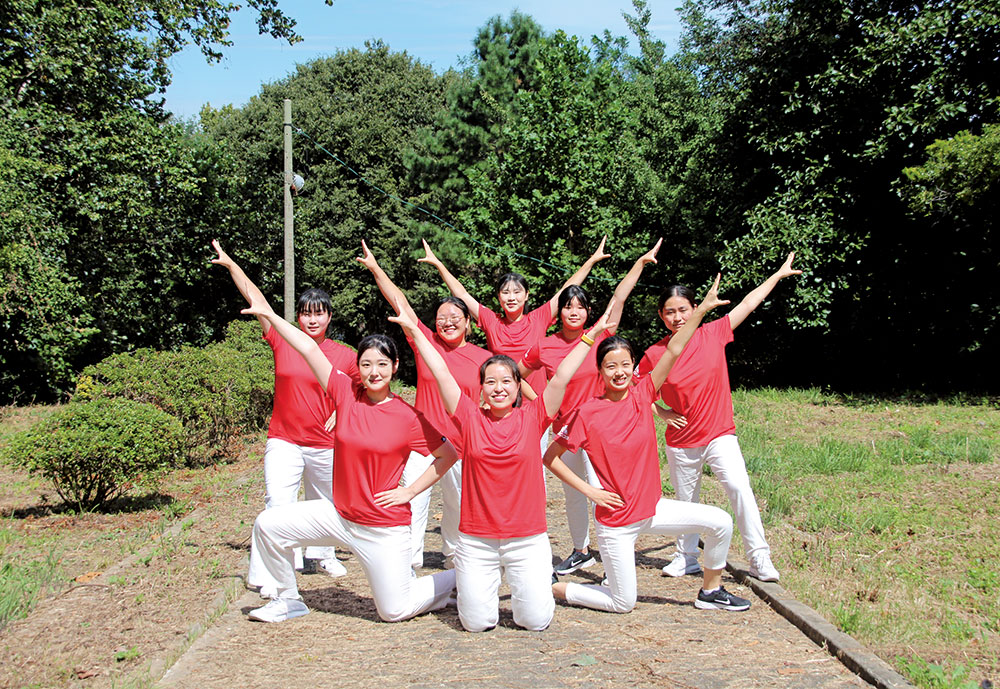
[325,368,353,410]
[408,408,446,456]
[521,341,543,371]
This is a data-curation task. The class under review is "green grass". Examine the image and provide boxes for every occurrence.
[0,521,63,628]
[656,388,1000,689]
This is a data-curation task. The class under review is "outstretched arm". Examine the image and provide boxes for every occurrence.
[373,441,460,507]
[210,240,272,333]
[241,293,334,391]
[547,236,611,319]
[418,239,481,321]
[542,309,616,418]
[357,240,419,321]
[543,443,624,510]
[650,274,730,391]
[603,238,661,335]
[388,301,462,415]
[728,251,802,330]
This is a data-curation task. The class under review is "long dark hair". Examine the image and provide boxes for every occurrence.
[657,284,697,312]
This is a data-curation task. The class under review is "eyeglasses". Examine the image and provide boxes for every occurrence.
[435,315,465,325]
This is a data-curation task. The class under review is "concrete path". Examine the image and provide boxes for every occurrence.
[159,474,874,689]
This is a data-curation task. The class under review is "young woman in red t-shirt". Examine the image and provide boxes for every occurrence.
[518,240,661,577]
[546,275,751,613]
[211,241,359,584]
[637,253,801,582]
[238,295,460,624]
[385,302,617,632]
[417,238,610,395]
[357,241,491,572]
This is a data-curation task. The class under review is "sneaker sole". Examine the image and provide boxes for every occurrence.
[661,565,702,577]
[554,556,597,575]
[749,570,780,582]
[694,599,750,612]
[248,607,310,623]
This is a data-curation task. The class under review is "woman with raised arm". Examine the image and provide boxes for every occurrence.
[386,301,616,632]
[238,294,459,624]
[210,240,357,583]
[418,237,610,394]
[357,240,491,572]
[639,253,802,582]
[546,275,751,614]
[519,239,661,577]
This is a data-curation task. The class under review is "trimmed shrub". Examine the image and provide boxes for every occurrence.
[74,322,273,463]
[1,399,186,511]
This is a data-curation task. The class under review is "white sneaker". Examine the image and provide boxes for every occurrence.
[248,598,309,622]
[319,557,347,578]
[662,553,702,577]
[748,552,780,582]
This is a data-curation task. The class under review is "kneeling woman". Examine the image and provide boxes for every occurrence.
[547,276,751,613]
[241,297,458,623]
[385,302,615,632]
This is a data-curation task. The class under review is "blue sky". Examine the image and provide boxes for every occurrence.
[162,0,685,119]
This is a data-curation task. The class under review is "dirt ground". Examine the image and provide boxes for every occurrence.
[1,434,870,689]
[158,472,869,689]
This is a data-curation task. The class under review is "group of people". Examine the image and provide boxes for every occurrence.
[211,236,802,630]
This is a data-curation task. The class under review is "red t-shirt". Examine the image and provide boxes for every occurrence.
[265,328,360,448]
[556,377,662,527]
[477,304,553,393]
[521,330,609,432]
[326,371,445,527]
[407,321,491,456]
[636,316,736,448]
[453,395,552,538]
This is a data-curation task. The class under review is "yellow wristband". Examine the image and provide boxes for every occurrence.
[581,333,595,346]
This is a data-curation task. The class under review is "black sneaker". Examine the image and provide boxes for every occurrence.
[554,550,597,575]
[694,586,751,611]
[551,571,559,585]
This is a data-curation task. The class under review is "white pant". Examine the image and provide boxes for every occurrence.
[665,434,769,559]
[560,446,599,552]
[455,532,554,632]
[401,451,435,569]
[402,453,464,567]
[565,498,733,613]
[250,499,456,622]
[251,439,335,577]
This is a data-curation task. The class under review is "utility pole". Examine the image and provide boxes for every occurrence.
[282,98,295,322]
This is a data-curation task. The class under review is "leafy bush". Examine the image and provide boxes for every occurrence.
[74,321,273,463]
[1,399,186,511]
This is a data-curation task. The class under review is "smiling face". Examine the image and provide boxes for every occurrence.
[297,307,331,342]
[560,296,589,332]
[599,347,635,396]
[480,361,520,415]
[357,346,397,395]
[659,295,696,335]
[497,280,528,319]
[435,302,468,346]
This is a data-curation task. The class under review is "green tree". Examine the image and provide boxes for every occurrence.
[201,42,452,359]
[0,0,322,400]
[406,12,546,218]
[676,0,1000,389]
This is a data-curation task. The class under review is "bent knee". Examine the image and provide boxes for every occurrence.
[609,596,636,614]
[459,612,498,632]
[513,605,554,631]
